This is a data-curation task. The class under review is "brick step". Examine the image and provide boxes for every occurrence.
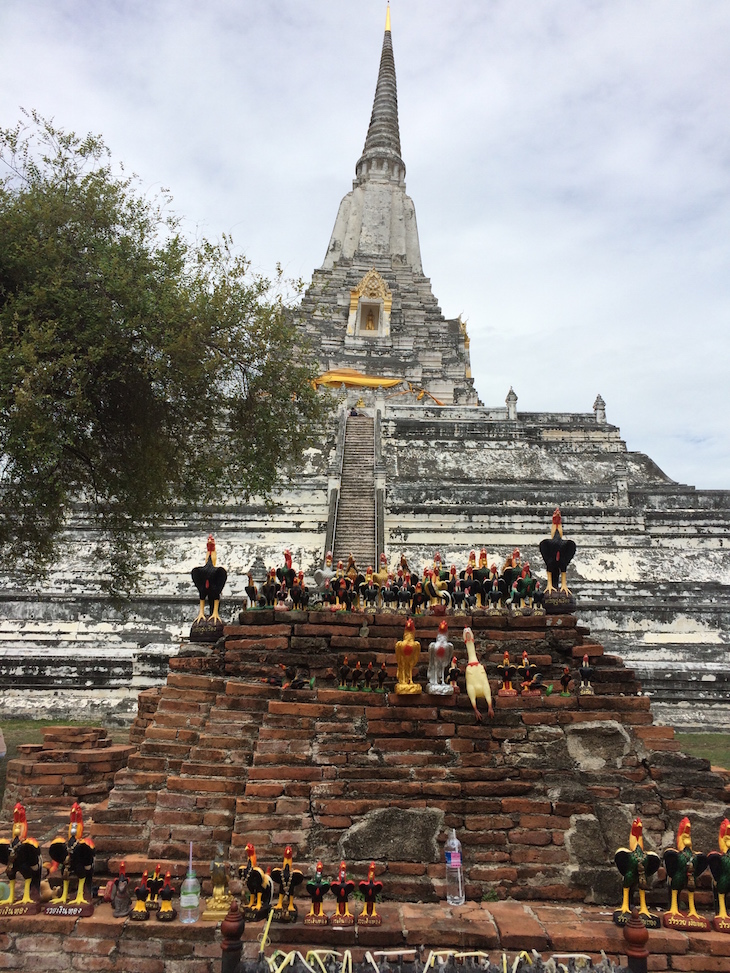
[178,761,249,778]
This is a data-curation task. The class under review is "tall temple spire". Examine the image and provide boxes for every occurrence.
[355,4,405,185]
[301,5,478,405]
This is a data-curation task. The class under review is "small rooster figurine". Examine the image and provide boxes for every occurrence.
[271,846,304,922]
[357,861,383,926]
[47,802,95,912]
[330,860,356,926]
[0,802,42,911]
[497,650,518,696]
[130,870,150,920]
[145,862,164,912]
[156,872,176,922]
[304,860,330,925]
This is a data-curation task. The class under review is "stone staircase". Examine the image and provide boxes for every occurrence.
[334,415,376,569]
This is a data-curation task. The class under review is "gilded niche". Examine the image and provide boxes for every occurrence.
[347,269,393,338]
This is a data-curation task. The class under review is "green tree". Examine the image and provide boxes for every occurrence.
[0,112,329,594]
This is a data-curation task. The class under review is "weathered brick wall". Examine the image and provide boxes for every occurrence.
[92,610,730,906]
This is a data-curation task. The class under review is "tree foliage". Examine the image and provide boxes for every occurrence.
[0,112,330,594]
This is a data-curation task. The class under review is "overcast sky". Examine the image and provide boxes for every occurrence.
[2,0,729,489]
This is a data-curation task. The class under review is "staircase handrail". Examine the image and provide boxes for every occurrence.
[330,408,348,557]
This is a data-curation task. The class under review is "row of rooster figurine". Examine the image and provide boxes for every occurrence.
[192,509,577,625]
[388,622,595,722]
[0,803,94,916]
[0,802,382,927]
[615,816,730,934]
[195,845,383,926]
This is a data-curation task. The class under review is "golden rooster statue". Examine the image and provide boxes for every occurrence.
[395,618,421,694]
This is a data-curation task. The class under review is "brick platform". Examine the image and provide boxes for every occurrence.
[1,901,730,972]
[90,610,729,907]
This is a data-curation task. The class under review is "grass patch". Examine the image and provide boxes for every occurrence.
[0,719,129,806]
[676,732,730,770]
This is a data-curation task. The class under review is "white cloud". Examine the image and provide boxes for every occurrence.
[2,0,729,487]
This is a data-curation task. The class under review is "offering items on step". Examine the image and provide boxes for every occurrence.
[497,651,518,697]
[109,861,133,918]
[579,654,595,696]
[156,873,177,922]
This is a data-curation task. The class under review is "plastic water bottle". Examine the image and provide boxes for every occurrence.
[179,842,200,923]
[444,828,465,905]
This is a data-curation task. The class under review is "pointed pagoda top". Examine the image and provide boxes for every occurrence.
[355,3,405,185]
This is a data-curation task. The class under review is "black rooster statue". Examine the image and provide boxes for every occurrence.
[191,534,228,638]
[539,507,577,612]
[0,802,42,914]
[271,845,304,922]
[46,802,95,915]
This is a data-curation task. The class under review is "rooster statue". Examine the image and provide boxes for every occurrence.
[539,507,577,607]
[0,803,42,912]
[330,860,356,926]
[47,802,95,913]
[156,872,176,922]
[395,618,421,695]
[304,860,330,925]
[271,846,304,922]
[613,817,661,928]
[709,818,730,932]
[357,861,383,926]
[427,620,454,695]
[239,842,272,920]
[463,627,494,722]
[191,535,228,628]
[663,817,711,930]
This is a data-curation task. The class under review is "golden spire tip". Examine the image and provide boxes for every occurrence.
[385,3,391,33]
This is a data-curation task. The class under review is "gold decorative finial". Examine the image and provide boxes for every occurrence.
[385,3,391,33]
